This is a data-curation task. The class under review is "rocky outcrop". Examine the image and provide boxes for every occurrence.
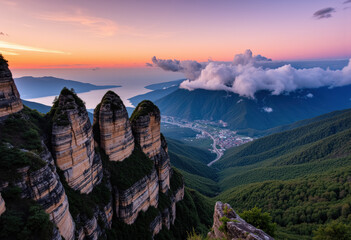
[161,184,184,229]
[76,215,101,240]
[51,88,103,194]
[115,167,159,224]
[208,202,274,240]
[100,201,113,228]
[131,101,171,193]
[0,192,5,216]
[150,213,162,237]
[131,100,162,158]
[173,184,185,203]
[12,145,75,240]
[94,91,134,162]
[0,60,23,118]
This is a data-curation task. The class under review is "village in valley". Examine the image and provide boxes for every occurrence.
[161,116,253,165]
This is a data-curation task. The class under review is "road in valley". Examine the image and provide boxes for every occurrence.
[161,118,223,167]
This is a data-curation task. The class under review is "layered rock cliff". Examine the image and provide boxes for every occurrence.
[94,91,134,162]
[50,88,103,194]
[0,56,23,118]
[0,192,5,216]
[115,167,159,224]
[0,56,187,240]
[208,202,274,240]
[131,100,171,193]
[13,144,76,240]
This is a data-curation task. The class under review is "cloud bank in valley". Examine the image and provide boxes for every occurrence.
[150,50,351,99]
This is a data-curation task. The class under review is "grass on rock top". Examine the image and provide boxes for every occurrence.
[130,100,160,122]
[48,87,86,126]
[101,91,124,112]
[0,106,48,182]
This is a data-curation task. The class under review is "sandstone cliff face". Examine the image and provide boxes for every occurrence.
[51,89,103,194]
[131,101,171,193]
[209,202,274,240]
[0,192,5,216]
[131,101,162,159]
[76,215,101,240]
[0,62,23,118]
[115,167,159,224]
[12,145,75,240]
[76,198,113,240]
[94,91,134,162]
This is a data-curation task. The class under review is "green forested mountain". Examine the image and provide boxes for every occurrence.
[212,108,351,239]
[166,138,219,197]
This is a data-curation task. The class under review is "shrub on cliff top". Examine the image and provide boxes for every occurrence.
[101,91,124,112]
[0,54,8,65]
[0,106,44,152]
[0,145,46,182]
[48,87,86,126]
[130,100,160,122]
[240,206,276,237]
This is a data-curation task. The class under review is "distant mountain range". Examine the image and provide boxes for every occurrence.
[15,76,120,99]
[22,99,94,123]
[155,86,351,132]
[128,79,184,107]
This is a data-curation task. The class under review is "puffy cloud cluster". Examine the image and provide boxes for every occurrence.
[180,58,351,98]
[151,50,351,99]
[233,49,271,65]
[151,56,204,80]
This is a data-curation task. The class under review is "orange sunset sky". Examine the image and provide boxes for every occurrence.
[0,0,351,69]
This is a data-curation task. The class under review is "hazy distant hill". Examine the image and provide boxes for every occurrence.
[15,76,120,98]
[128,79,184,106]
[22,100,94,123]
[156,86,351,131]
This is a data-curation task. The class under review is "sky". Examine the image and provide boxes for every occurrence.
[0,0,350,69]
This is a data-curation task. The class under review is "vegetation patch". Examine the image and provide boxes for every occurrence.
[158,191,171,211]
[170,168,184,192]
[0,145,46,182]
[240,206,276,237]
[57,169,111,220]
[106,207,160,240]
[101,91,124,112]
[48,87,86,126]
[0,106,45,152]
[219,166,351,239]
[0,54,8,65]
[0,186,53,240]
[130,100,160,122]
[100,146,154,190]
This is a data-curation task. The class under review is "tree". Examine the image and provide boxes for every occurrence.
[240,207,276,237]
[313,221,351,240]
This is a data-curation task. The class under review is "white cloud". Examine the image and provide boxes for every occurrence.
[306,93,314,98]
[263,107,273,113]
[153,50,351,99]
